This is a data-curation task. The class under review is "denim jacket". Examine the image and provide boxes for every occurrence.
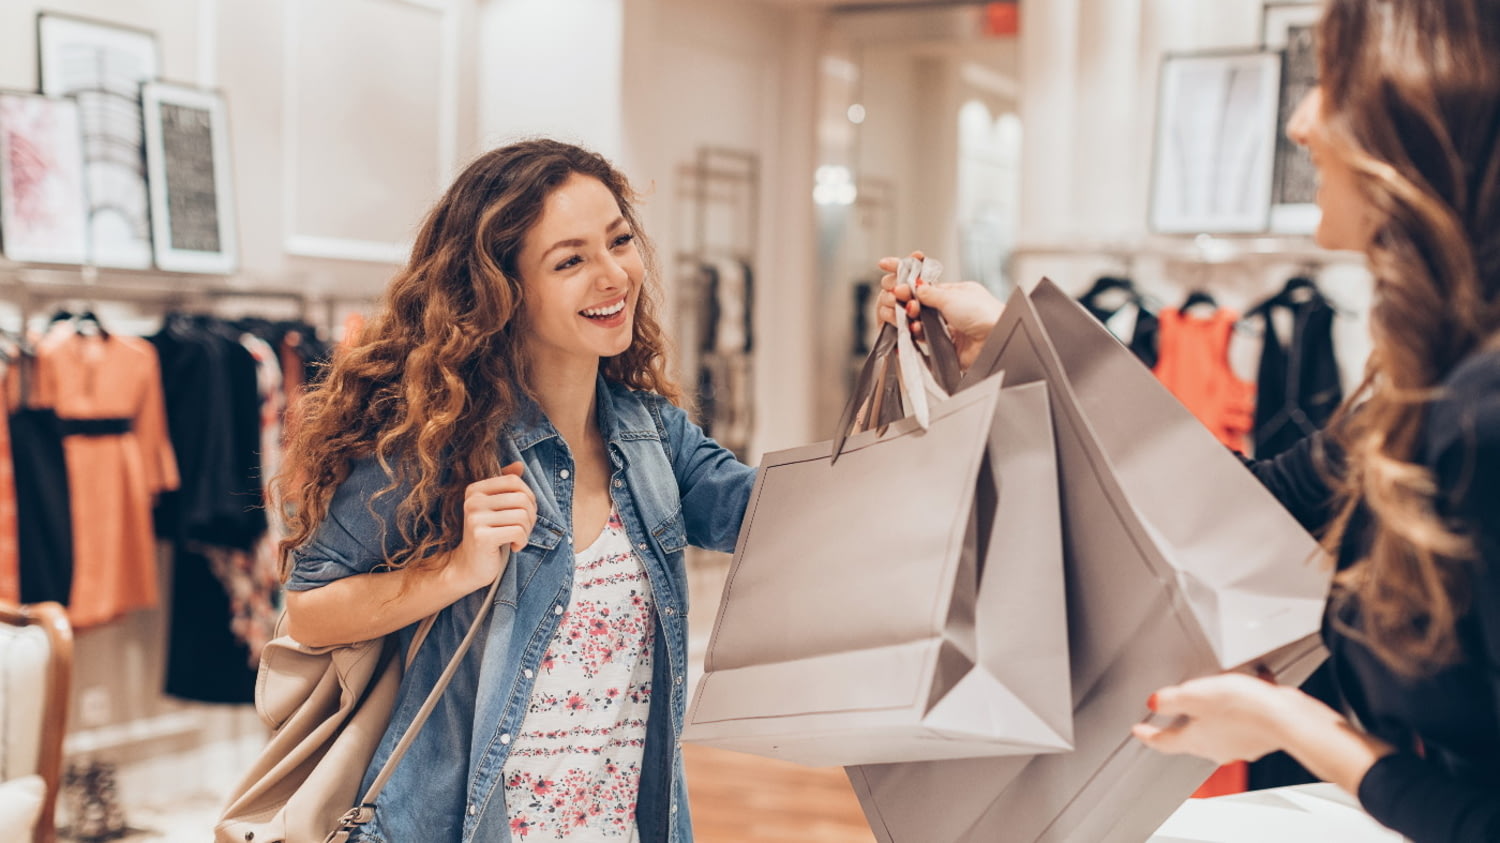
[285,377,756,842]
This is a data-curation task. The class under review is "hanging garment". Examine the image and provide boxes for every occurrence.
[7,352,72,606]
[1152,307,1257,453]
[1249,281,1342,458]
[1077,277,1160,368]
[0,352,20,603]
[164,544,256,703]
[152,315,271,703]
[34,326,179,628]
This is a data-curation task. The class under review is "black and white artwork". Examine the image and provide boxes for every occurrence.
[1264,4,1323,234]
[37,13,159,269]
[142,82,237,273]
[1150,51,1283,234]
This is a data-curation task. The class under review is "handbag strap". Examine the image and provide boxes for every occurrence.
[338,549,510,831]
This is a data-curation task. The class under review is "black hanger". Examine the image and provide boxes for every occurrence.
[1078,275,1141,314]
[1179,289,1218,314]
[73,310,109,338]
[1248,275,1325,317]
[48,308,74,325]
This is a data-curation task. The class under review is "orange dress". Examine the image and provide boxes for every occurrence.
[1152,307,1256,453]
[35,327,179,628]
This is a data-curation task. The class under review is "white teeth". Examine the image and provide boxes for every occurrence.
[582,299,626,317]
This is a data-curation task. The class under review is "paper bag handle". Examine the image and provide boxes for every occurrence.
[831,306,961,463]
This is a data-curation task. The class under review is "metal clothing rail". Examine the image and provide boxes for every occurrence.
[1008,235,1367,269]
[0,260,378,333]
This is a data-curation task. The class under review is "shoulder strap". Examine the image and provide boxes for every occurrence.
[347,552,508,820]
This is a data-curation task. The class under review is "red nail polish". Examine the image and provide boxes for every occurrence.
[915,278,926,288]
[1147,693,1159,712]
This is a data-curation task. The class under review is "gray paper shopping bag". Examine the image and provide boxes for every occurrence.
[847,278,1331,843]
[682,322,1071,768]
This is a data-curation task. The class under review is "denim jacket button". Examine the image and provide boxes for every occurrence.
[674,675,684,686]
[468,803,477,816]
[501,732,512,745]
[523,668,534,679]
[637,542,648,550]
[554,604,564,615]
[613,478,624,488]
[664,606,676,616]
[559,468,570,479]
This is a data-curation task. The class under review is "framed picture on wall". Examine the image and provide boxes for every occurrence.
[37,12,159,269]
[1149,50,1283,235]
[1263,3,1323,234]
[141,82,238,274]
[0,91,89,265]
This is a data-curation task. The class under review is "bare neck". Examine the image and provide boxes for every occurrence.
[531,357,603,452]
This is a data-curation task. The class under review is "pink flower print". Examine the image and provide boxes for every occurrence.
[532,778,553,796]
[606,687,620,699]
[566,694,586,712]
[539,654,555,672]
[589,618,609,636]
[510,815,533,838]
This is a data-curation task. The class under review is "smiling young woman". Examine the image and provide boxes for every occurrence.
[270,139,757,843]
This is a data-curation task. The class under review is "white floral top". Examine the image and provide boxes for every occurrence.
[503,510,655,841]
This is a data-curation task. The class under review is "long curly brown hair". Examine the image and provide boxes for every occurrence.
[1317,0,1500,674]
[276,139,681,580]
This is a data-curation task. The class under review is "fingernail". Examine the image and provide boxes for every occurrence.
[915,278,926,288]
[1146,693,1159,712]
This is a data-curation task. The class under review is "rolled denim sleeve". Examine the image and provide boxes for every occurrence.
[653,399,756,554]
[285,456,409,591]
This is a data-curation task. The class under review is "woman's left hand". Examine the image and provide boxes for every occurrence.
[1131,672,1299,765]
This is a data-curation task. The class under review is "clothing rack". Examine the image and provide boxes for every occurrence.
[1006,235,1365,280]
[0,259,375,335]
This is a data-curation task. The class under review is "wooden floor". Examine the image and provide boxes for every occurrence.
[683,745,878,842]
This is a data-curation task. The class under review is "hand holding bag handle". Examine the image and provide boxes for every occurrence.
[323,550,509,843]
[832,258,962,463]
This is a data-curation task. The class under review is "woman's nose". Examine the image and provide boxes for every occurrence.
[1287,87,1321,147]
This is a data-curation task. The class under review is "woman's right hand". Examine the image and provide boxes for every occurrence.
[448,461,537,592]
[875,254,1005,372]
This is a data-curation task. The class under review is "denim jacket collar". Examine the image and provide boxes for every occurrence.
[504,374,660,456]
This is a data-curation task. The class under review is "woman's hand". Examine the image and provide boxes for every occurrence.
[1132,671,1394,795]
[1131,673,1297,765]
[447,461,537,593]
[875,253,1004,372]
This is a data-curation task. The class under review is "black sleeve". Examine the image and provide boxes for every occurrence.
[1355,377,1500,843]
[1240,432,1341,534]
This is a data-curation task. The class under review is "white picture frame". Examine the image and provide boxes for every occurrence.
[1149,50,1283,235]
[141,82,238,274]
[37,12,159,269]
[0,91,89,265]
[1263,3,1323,235]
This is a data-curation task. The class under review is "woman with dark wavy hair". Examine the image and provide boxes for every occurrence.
[276,139,754,842]
[880,0,1500,839]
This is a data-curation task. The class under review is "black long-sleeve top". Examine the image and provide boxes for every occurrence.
[1246,349,1500,843]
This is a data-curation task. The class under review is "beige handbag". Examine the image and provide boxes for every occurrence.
[215,561,505,843]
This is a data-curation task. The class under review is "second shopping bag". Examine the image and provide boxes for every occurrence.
[682,317,1071,768]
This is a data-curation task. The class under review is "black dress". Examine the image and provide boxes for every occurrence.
[1249,287,1342,458]
[1247,350,1500,843]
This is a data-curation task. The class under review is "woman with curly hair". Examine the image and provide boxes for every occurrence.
[880,0,1500,839]
[277,139,754,842]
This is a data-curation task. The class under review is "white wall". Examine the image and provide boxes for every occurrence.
[478,0,625,157]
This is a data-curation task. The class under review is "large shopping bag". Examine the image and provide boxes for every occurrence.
[847,278,1332,842]
[682,303,1072,768]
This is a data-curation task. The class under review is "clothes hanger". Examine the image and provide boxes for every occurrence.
[1078,275,1140,314]
[1179,289,1219,315]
